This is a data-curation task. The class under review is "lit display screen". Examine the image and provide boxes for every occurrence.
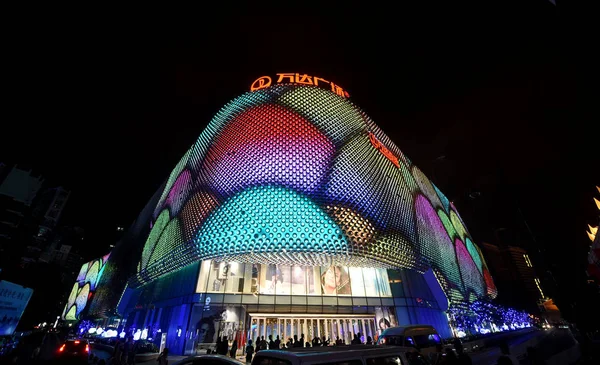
[62,253,110,320]
[134,84,496,303]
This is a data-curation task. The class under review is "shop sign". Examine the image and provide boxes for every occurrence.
[368,132,400,168]
[250,73,350,98]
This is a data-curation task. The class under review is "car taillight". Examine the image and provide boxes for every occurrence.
[59,345,65,352]
[85,345,90,353]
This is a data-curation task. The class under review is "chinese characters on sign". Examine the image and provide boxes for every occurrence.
[250,73,350,98]
[0,280,33,336]
[368,132,400,168]
[0,288,27,300]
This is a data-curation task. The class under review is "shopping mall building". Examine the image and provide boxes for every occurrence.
[64,75,497,355]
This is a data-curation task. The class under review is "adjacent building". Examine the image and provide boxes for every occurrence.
[78,80,498,355]
[0,165,45,243]
[481,242,545,314]
[586,186,600,283]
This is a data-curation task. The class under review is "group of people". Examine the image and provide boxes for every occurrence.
[111,337,139,365]
[207,336,239,358]
[242,333,374,363]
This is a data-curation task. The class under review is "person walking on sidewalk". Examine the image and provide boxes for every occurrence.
[245,340,255,364]
[229,340,238,358]
[157,348,168,365]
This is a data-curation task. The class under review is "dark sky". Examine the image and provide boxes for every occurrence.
[2,2,597,315]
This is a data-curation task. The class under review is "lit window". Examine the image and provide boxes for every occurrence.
[534,278,545,298]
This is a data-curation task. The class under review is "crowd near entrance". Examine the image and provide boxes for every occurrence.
[248,314,378,346]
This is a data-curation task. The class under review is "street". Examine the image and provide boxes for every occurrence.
[470,328,580,365]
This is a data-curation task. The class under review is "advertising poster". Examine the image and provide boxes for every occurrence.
[320,265,351,295]
[0,280,34,336]
[375,307,398,333]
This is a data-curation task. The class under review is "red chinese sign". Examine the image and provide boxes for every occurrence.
[368,132,400,168]
[250,73,350,98]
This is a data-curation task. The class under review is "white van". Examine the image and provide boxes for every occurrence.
[251,345,429,365]
[376,325,442,357]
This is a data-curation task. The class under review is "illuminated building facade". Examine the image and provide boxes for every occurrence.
[115,79,496,355]
[61,254,111,321]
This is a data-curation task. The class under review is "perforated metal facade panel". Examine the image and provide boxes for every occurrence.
[132,84,496,303]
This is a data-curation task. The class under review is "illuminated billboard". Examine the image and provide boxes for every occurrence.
[61,253,110,320]
[0,280,33,336]
[133,81,496,304]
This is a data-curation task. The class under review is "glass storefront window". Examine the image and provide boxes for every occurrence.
[207,261,224,292]
[198,261,392,297]
[291,266,305,295]
[197,260,211,293]
[224,262,244,293]
[349,267,366,296]
[363,268,378,296]
[375,269,392,297]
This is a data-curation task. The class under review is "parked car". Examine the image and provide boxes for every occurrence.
[252,345,427,365]
[376,325,441,357]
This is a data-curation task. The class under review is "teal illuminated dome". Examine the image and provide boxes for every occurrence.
[133,84,497,304]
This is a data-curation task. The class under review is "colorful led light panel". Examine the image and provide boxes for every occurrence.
[135,84,495,303]
[62,253,110,320]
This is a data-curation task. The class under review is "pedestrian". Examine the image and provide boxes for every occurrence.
[229,340,238,358]
[121,337,130,364]
[259,336,267,351]
[215,337,222,354]
[351,333,360,345]
[127,340,138,365]
[245,340,254,364]
[268,335,275,349]
[113,339,122,365]
[366,336,373,345]
[157,348,168,365]
[219,336,229,355]
[274,335,281,349]
[497,341,518,365]
[312,337,320,347]
[454,343,472,365]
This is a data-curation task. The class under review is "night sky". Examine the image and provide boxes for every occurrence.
[2,2,597,318]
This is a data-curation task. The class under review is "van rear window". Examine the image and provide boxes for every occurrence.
[379,335,404,346]
[407,334,441,348]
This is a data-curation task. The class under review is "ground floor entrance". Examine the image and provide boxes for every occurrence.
[248,313,377,346]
